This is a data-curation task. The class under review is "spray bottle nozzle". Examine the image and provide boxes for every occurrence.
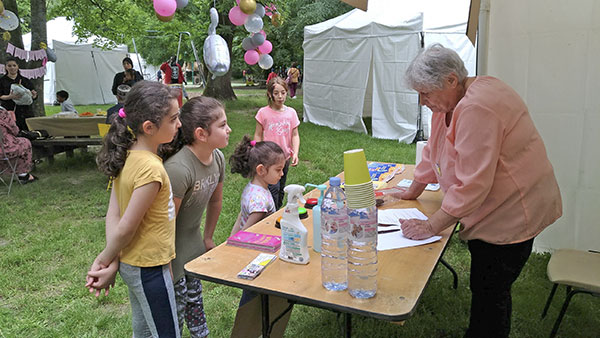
[284,184,306,206]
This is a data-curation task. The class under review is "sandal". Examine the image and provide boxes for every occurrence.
[19,173,38,184]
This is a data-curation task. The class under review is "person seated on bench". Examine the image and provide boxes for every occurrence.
[106,84,131,124]
[0,108,37,183]
[56,90,78,114]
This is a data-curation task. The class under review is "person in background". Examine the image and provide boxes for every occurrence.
[157,69,163,82]
[159,96,231,338]
[55,90,78,114]
[286,62,300,99]
[160,56,186,107]
[106,84,131,124]
[122,69,138,87]
[0,108,37,183]
[111,57,143,98]
[0,57,38,131]
[266,68,278,84]
[86,81,182,337]
[399,43,562,338]
[254,77,300,209]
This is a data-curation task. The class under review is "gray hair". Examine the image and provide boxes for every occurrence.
[405,43,468,91]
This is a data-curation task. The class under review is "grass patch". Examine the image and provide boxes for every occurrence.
[4,90,597,337]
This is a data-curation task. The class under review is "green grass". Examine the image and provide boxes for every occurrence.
[1,90,598,337]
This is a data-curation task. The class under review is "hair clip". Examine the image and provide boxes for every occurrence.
[118,108,126,119]
[250,140,256,147]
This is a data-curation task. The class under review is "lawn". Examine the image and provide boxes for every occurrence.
[1,88,598,337]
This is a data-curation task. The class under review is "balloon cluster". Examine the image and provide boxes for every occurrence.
[229,0,278,70]
[153,0,188,22]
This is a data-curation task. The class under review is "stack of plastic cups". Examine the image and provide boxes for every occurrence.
[343,149,378,299]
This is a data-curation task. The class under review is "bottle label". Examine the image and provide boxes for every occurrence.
[348,208,378,241]
[322,213,349,239]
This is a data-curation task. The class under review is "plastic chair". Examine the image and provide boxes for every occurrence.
[541,249,600,338]
[0,128,20,195]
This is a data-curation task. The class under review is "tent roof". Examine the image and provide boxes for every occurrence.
[305,0,471,41]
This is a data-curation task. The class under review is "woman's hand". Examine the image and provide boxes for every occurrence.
[30,89,37,100]
[400,219,435,240]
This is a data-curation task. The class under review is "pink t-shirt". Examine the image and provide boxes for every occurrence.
[255,105,300,159]
[414,76,562,244]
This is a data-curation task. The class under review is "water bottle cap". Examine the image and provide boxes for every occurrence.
[329,177,341,186]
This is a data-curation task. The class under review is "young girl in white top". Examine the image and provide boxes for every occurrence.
[86,81,182,338]
[160,96,231,338]
[228,135,286,236]
[254,77,300,209]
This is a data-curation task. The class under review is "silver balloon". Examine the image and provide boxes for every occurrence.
[176,0,188,9]
[254,4,265,17]
[251,33,265,47]
[242,37,256,51]
[258,53,273,70]
[46,48,57,62]
[244,14,263,34]
[203,8,231,79]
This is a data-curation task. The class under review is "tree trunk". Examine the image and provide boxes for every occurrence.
[202,12,236,101]
[29,0,47,116]
[0,0,24,64]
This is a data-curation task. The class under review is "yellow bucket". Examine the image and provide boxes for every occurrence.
[97,123,110,137]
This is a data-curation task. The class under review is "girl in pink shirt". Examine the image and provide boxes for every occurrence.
[254,77,300,209]
[401,44,562,338]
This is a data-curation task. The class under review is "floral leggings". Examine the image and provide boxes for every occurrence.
[174,275,209,338]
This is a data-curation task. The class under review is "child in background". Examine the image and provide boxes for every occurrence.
[254,77,300,209]
[160,96,231,338]
[55,90,78,114]
[228,135,291,338]
[85,81,182,338]
[228,135,286,236]
[122,69,138,87]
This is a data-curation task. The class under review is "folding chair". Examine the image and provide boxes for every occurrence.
[0,128,20,195]
[541,249,600,338]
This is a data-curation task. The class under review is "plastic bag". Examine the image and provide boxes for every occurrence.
[10,84,33,105]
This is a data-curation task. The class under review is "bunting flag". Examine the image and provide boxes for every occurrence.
[0,63,47,79]
[5,42,48,61]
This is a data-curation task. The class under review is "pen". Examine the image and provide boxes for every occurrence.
[378,229,401,234]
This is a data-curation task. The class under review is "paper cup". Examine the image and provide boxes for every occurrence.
[345,181,376,209]
[344,149,371,185]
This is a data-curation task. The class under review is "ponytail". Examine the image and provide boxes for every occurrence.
[96,114,134,177]
[229,135,285,178]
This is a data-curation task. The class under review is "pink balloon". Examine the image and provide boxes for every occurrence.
[258,40,272,54]
[259,30,266,38]
[228,6,248,26]
[244,50,260,65]
[154,0,177,17]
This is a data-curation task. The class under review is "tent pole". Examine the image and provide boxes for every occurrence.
[176,33,183,64]
[131,37,145,79]
[90,51,107,104]
[414,32,426,143]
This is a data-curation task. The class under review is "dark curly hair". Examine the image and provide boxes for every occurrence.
[229,135,285,178]
[159,96,224,160]
[96,81,178,177]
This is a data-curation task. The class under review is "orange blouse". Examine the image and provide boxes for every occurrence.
[414,76,562,244]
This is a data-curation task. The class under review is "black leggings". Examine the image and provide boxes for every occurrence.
[268,159,290,210]
[465,238,534,338]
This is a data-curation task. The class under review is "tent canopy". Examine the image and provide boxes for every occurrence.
[23,17,153,105]
[302,0,475,143]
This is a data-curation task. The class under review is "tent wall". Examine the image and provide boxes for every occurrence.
[484,0,600,252]
[54,41,126,105]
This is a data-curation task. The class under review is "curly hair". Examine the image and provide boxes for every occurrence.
[229,135,285,178]
[96,81,178,177]
[405,43,468,91]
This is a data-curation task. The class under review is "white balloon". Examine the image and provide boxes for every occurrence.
[254,4,265,17]
[244,14,263,34]
[258,54,273,70]
[176,0,188,9]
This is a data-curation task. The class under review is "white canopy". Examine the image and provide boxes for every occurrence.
[23,17,155,105]
[302,0,475,142]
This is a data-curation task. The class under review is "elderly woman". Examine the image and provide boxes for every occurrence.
[0,108,36,183]
[399,44,562,337]
[0,57,38,131]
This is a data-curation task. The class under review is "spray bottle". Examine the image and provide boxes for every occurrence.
[305,183,327,253]
[279,184,309,264]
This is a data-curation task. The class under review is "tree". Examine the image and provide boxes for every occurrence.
[28,0,47,116]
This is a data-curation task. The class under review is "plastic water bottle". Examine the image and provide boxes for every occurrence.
[320,177,350,291]
[347,205,378,298]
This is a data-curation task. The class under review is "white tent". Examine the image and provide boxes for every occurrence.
[302,0,475,142]
[23,17,152,105]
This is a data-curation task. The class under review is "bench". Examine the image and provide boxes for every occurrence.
[31,137,103,164]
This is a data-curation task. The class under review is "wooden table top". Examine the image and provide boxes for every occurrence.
[185,165,452,321]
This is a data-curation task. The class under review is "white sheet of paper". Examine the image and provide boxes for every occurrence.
[396,179,440,191]
[377,208,442,251]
